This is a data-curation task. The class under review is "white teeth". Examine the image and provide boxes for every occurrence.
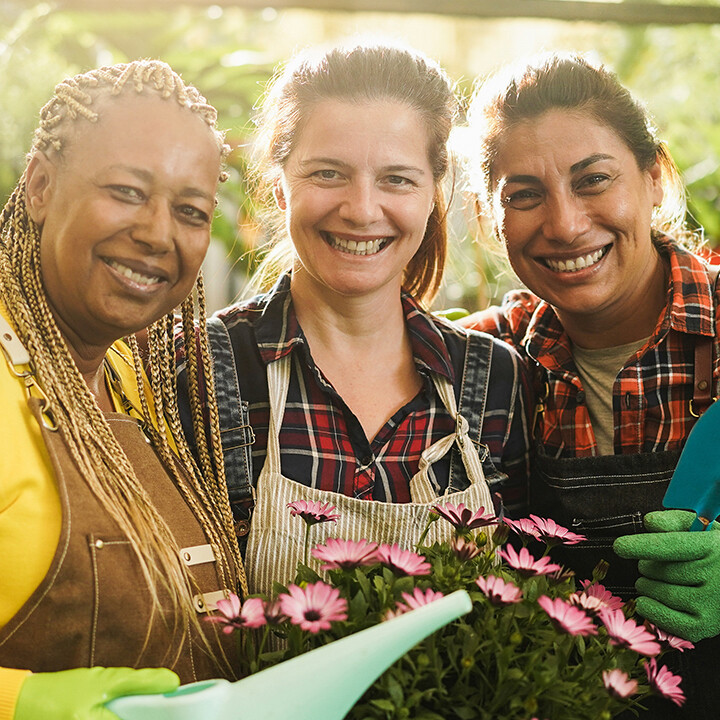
[545,247,607,273]
[107,259,161,286]
[325,233,388,256]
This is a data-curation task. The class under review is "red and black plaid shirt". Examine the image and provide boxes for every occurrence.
[210,274,531,506]
[460,236,720,458]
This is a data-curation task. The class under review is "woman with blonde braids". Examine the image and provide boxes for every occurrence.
[0,60,247,720]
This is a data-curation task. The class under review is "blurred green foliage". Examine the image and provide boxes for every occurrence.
[2,3,720,310]
[0,2,275,285]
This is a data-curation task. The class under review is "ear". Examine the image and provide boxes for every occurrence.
[648,156,664,208]
[273,178,287,211]
[25,152,57,226]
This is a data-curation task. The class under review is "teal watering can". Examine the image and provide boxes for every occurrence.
[664,397,720,531]
[107,589,472,720]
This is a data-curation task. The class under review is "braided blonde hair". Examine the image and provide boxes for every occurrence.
[0,60,247,667]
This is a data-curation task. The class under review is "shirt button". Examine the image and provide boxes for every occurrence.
[361,455,373,466]
[235,519,250,537]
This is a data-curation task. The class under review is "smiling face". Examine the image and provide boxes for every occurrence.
[490,109,665,337]
[26,94,221,352]
[276,98,437,304]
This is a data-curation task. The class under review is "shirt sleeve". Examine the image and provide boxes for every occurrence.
[458,290,540,353]
[0,668,31,720]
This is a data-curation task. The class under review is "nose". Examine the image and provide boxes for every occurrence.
[131,197,174,253]
[542,192,591,244]
[337,179,384,227]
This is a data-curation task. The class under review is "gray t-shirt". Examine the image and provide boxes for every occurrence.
[572,338,648,455]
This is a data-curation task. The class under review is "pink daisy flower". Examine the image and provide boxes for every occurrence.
[287,500,340,526]
[476,575,523,606]
[376,544,431,576]
[498,545,562,577]
[503,516,540,542]
[529,515,586,545]
[431,503,496,531]
[205,593,266,633]
[397,587,445,613]
[537,596,597,636]
[570,582,624,614]
[311,538,379,571]
[450,536,482,561]
[603,669,638,699]
[599,608,661,656]
[645,658,686,707]
[650,626,695,652]
[278,581,348,633]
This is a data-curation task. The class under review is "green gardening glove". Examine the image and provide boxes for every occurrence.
[613,509,720,642]
[14,667,180,720]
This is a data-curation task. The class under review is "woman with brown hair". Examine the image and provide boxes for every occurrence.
[180,40,531,597]
[459,52,720,718]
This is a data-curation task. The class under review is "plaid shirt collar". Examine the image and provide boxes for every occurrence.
[523,235,717,374]
[253,273,455,382]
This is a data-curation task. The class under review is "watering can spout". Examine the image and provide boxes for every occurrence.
[108,589,472,720]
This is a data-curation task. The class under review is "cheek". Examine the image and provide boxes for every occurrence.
[180,234,211,280]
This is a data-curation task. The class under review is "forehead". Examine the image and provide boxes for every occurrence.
[291,98,432,167]
[492,109,634,178]
[60,94,221,179]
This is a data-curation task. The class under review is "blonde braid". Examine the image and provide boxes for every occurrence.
[1,60,245,661]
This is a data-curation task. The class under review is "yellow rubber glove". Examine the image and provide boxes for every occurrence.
[14,667,179,720]
[613,509,720,642]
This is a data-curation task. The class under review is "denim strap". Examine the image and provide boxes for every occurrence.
[448,331,502,493]
[206,316,254,509]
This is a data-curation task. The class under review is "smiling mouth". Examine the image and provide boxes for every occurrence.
[105,259,164,287]
[322,232,390,256]
[542,245,610,273]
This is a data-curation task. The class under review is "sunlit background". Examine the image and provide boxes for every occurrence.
[3,0,720,311]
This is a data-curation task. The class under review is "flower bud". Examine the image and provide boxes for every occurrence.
[492,523,510,546]
[592,560,609,582]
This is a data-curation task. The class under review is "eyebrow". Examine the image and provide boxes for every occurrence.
[108,165,215,202]
[298,158,428,175]
[503,153,616,186]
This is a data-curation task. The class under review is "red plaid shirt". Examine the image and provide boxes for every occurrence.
[207,274,531,505]
[460,236,720,458]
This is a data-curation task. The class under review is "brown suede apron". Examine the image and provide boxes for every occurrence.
[0,399,238,683]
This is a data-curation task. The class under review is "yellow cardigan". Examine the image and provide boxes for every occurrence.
[0,310,165,719]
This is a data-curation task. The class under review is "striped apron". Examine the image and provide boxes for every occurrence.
[245,354,495,597]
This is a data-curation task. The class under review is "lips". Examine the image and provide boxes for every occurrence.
[322,232,391,256]
[542,244,610,273]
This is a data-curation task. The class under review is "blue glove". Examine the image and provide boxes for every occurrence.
[613,509,720,642]
[14,666,179,720]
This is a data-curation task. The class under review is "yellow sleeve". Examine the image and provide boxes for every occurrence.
[0,312,62,628]
[0,668,31,720]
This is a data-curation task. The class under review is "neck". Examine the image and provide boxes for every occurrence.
[54,316,114,412]
[559,254,668,349]
[290,273,407,346]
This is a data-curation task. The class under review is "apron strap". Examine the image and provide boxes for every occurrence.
[263,355,292,478]
[690,264,720,417]
[206,317,255,510]
[411,373,492,507]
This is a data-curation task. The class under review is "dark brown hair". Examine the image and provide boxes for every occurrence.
[468,52,691,245]
[252,40,458,306]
